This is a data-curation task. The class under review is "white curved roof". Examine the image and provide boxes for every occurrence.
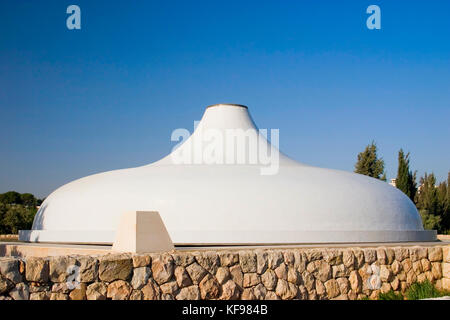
[20,104,435,244]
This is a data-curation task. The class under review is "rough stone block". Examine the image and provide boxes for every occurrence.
[428,247,443,262]
[98,254,133,282]
[0,259,22,283]
[239,251,257,273]
[25,258,49,283]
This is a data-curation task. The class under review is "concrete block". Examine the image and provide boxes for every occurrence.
[112,211,174,253]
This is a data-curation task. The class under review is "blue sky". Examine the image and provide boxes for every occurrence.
[0,0,449,198]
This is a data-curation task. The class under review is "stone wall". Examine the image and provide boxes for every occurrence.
[0,245,449,300]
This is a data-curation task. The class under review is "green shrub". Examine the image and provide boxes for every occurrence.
[378,290,403,300]
[368,281,450,300]
[405,280,448,300]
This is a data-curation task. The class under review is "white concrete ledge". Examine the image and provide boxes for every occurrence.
[19,229,437,245]
[19,230,115,245]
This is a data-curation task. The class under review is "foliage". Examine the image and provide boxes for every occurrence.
[0,191,22,205]
[0,191,40,234]
[354,141,386,180]
[419,210,441,231]
[20,193,39,207]
[405,280,449,300]
[395,149,417,201]
[0,191,40,207]
[1,205,36,234]
[436,172,450,232]
[372,281,449,300]
[416,172,450,233]
[416,173,439,214]
[378,290,403,300]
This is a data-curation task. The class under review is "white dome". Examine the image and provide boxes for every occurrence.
[20,104,435,244]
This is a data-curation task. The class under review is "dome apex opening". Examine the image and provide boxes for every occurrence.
[206,103,248,109]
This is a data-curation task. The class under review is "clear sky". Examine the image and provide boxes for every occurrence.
[0,0,449,198]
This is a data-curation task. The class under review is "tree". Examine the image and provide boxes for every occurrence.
[395,149,417,201]
[436,172,450,232]
[416,172,450,234]
[0,202,7,234]
[1,205,36,234]
[416,173,438,214]
[0,191,39,234]
[0,191,22,205]
[354,141,386,180]
[20,193,37,207]
[416,173,443,232]
[420,211,442,231]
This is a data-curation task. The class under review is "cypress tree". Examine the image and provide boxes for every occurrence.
[354,141,386,180]
[395,149,417,201]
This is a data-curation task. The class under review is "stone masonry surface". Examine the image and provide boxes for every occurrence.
[0,245,449,300]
